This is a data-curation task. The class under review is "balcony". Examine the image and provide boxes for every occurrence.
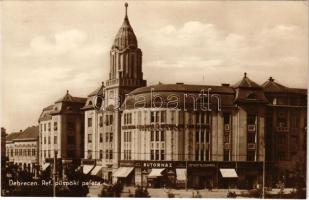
[247,143,256,150]
[248,125,256,132]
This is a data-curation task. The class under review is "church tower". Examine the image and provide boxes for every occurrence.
[106,2,146,107]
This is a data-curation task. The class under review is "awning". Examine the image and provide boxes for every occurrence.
[83,165,94,174]
[148,168,165,178]
[220,168,238,178]
[42,163,50,171]
[113,167,134,178]
[176,168,186,181]
[91,166,102,176]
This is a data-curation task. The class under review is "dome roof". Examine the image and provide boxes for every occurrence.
[233,72,261,89]
[112,3,137,50]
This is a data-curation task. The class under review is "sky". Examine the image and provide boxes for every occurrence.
[1,1,308,133]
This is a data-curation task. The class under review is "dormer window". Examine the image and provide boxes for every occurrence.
[247,93,257,100]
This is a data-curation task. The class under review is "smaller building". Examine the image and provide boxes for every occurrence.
[5,126,39,174]
[38,90,86,174]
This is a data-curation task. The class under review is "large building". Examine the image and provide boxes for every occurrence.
[80,3,307,189]
[5,126,39,174]
[38,91,86,173]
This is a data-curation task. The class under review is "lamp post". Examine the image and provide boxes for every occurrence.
[53,150,58,197]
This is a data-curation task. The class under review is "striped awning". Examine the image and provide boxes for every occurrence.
[176,168,186,181]
[220,168,238,178]
[91,166,102,176]
[42,163,50,171]
[83,165,94,174]
[148,168,165,178]
[113,167,134,178]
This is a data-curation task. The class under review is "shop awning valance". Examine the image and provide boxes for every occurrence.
[176,168,186,181]
[83,165,94,174]
[220,168,238,178]
[42,163,50,171]
[148,168,165,178]
[113,167,134,178]
[91,166,102,176]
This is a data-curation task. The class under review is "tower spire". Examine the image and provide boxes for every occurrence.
[125,2,128,18]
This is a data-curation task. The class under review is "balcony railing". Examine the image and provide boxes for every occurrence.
[248,125,256,132]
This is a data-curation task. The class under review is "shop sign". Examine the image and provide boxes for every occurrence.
[188,163,216,168]
[143,162,173,168]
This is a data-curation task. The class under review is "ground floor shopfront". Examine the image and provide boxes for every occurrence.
[114,161,263,189]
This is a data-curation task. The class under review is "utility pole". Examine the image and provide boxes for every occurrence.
[53,150,58,197]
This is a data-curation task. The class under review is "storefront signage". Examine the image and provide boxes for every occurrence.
[143,162,173,168]
[188,163,216,168]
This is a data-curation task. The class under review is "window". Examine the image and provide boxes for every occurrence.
[155,112,159,122]
[105,150,109,159]
[109,150,113,159]
[161,150,165,160]
[54,122,58,131]
[100,133,103,143]
[161,111,166,123]
[106,133,109,142]
[247,151,255,161]
[201,131,205,143]
[196,131,199,142]
[67,136,75,144]
[99,116,103,127]
[206,130,210,143]
[155,150,159,160]
[151,150,154,160]
[99,150,103,159]
[110,133,113,142]
[88,134,92,143]
[87,150,92,159]
[48,123,51,131]
[248,114,256,125]
[151,112,155,123]
[67,121,74,130]
[200,150,204,161]
[32,149,35,156]
[44,137,46,144]
[161,131,165,141]
[44,124,46,131]
[278,151,286,161]
[224,150,230,161]
[48,137,50,144]
[54,136,57,144]
[223,113,230,124]
[224,134,229,143]
[247,132,256,143]
[106,115,113,125]
[88,118,92,127]
[155,131,159,141]
[195,149,199,161]
[277,111,287,127]
[151,131,154,141]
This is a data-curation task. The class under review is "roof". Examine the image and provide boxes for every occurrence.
[262,77,307,95]
[233,73,261,89]
[112,3,138,50]
[55,90,86,104]
[6,126,39,142]
[123,83,236,110]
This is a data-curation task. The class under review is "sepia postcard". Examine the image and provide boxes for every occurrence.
[0,0,308,198]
